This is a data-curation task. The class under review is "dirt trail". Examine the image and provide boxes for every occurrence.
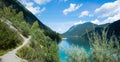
[0,35,31,62]
[0,20,31,62]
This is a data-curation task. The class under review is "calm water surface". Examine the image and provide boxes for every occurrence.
[58,37,90,62]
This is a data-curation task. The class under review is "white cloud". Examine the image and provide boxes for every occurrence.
[34,0,51,5]
[19,0,46,14]
[102,13,120,24]
[91,13,120,25]
[74,20,86,25]
[92,14,120,25]
[93,0,120,24]
[95,0,120,18]
[25,2,40,14]
[79,11,89,18]
[63,3,82,15]
[91,19,101,25]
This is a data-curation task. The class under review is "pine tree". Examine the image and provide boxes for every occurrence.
[31,21,39,31]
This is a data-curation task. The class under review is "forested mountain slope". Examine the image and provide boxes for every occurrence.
[64,19,120,42]
[0,0,61,62]
[0,0,61,42]
[63,22,97,37]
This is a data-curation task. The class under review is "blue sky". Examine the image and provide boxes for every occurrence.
[19,0,120,33]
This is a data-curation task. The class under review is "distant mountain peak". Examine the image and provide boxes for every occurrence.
[63,22,98,37]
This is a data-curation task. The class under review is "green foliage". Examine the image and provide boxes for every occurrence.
[63,22,97,37]
[0,0,60,61]
[19,21,30,37]
[64,31,120,62]
[89,31,120,62]
[0,0,61,41]
[8,11,30,37]
[13,11,24,21]
[0,21,23,55]
[17,21,59,62]
[31,21,39,31]
[44,30,61,43]
[0,0,5,9]
[0,58,1,62]
[3,6,16,19]
[0,5,30,37]
[64,47,88,62]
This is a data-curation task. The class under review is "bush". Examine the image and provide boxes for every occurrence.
[89,31,120,62]
[17,30,59,62]
[64,31,120,62]
[0,6,30,37]
[17,21,59,62]
[0,21,23,55]
[10,11,30,37]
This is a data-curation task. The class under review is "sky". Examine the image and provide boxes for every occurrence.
[18,0,120,33]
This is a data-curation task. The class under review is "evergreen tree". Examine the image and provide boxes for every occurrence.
[31,21,39,31]
[4,6,16,19]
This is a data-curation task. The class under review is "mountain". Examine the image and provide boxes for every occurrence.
[64,19,120,42]
[107,20,120,39]
[81,22,110,38]
[83,20,120,40]
[0,0,61,41]
[63,22,98,37]
[1,0,48,29]
[0,0,60,62]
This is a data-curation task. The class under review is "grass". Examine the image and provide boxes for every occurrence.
[64,31,120,62]
[0,58,1,62]
[0,49,11,56]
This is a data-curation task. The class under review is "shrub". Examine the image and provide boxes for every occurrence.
[10,11,30,37]
[64,31,120,62]
[0,20,23,55]
[17,21,59,62]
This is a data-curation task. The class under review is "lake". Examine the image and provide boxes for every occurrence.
[58,37,90,62]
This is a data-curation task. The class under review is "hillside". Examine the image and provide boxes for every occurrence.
[81,23,110,39]
[0,20,23,55]
[1,0,48,29]
[107,20,120,39]
[63,19,120,42]
[63,22,97,37]
[0,0,60,62]
[0,0,61,42]
[82,20,120,40]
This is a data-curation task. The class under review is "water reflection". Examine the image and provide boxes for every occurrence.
[58,37,90,62]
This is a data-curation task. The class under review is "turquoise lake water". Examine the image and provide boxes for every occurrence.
[58,37,90,62]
